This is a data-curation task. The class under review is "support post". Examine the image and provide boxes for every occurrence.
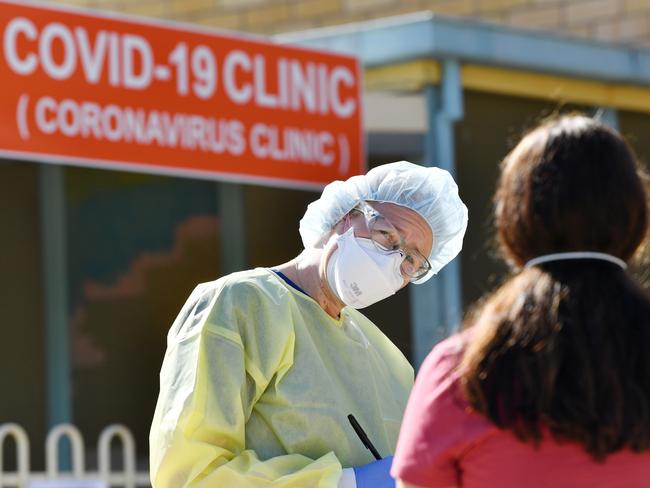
[218,183,248,275]
[39,164,71,469]
[409,59,464,368]
[595,107,619,131]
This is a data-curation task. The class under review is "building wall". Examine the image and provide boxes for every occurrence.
[0,162,48,469]
[57,0,650,46]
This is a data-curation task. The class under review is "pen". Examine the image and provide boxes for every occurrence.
[347,414,382,460]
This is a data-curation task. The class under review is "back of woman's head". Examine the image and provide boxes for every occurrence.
[463,114,650,460]
[496,114,646,264]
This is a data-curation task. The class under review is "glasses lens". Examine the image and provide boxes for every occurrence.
[401,251,430,279]
[367,212,400,252]
[365,208,431,281]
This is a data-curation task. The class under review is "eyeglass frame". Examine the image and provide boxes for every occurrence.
[345,200,432,282]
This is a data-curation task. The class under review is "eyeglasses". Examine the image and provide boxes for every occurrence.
[349,201,432,282]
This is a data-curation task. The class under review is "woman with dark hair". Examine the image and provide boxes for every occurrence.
[391,115,650,488]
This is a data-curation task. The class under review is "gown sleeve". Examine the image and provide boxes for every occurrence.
[149,278,344,488]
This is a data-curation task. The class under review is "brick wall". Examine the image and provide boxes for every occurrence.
[57,0,650,45]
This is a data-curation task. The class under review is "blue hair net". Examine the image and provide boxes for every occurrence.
[299,161,468,284]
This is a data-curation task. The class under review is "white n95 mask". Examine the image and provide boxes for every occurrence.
[326,228,404,309]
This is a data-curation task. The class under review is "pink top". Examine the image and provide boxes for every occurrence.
[391,331,650,488]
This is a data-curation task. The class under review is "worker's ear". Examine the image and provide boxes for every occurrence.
[315,212,352,247]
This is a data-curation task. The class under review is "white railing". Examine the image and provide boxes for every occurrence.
[0,423,150,488]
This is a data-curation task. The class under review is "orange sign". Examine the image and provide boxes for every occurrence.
[0,1,364,189]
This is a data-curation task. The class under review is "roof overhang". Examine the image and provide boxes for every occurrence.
[276,11,650,87]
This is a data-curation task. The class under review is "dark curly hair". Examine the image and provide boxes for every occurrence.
[462,114,650,460]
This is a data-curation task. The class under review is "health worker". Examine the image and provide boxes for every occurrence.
[149,161,468,488]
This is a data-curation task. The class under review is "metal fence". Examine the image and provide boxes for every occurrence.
[0,423,150,488]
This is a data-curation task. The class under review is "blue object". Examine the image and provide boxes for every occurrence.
[353,456,395,488]
[271,269,309,297]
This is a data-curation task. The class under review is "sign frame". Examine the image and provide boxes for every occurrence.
[0,0,365,190]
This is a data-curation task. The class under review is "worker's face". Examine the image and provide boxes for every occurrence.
[323,202,433,289]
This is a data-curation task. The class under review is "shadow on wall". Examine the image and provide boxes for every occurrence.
[71,215,221,466]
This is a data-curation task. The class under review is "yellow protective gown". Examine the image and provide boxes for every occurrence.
[149,268,413,487]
